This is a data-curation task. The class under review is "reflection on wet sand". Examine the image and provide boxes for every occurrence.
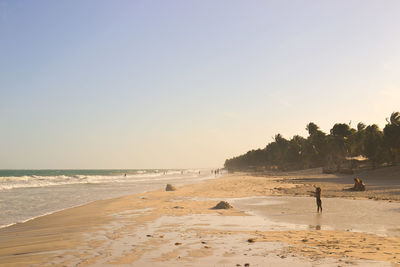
[231,196,400,237]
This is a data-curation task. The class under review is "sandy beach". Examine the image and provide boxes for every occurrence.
[3,1,400,266]
[1,167,400,267]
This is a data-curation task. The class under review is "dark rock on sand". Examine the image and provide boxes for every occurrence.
[212,201,232,209]
[166,184,176,191]
[247,238,256,243]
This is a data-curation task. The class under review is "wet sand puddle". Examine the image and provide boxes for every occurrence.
[82,213,353,267]
[48,197,399,267]
[230,196,400,237]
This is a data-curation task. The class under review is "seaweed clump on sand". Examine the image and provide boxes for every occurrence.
[212,201,232,209]
[165,184,176,191]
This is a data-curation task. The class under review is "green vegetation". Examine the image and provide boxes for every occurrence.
[224,112,400,172]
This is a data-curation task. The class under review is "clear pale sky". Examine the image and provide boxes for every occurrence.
[1,1,399,169]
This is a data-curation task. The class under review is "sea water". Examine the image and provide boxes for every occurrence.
[0,169,213,228]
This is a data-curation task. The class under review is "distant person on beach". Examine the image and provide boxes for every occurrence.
[315,187,322,213]
[359,179,366,191]
[352,178,366,191]
[353,178,360,190]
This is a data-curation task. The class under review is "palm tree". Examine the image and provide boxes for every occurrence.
[350,122,366,156]
[303,122,327,168]
[390,112,400,126]
[357,122,366,131]
[364,124,385,168]
[329,123,352,170]
[384,112,400,164]
[306,122,320,136]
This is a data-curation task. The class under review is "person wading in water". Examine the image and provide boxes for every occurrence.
[315,187,322,213]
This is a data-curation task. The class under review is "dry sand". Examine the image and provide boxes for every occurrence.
[1,166,400,266]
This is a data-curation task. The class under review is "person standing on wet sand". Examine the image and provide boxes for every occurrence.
[315,187,322,213]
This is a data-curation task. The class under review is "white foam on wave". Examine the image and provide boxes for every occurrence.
[0,175,87,190]
[0,169,211,229]
[0,170,202,190]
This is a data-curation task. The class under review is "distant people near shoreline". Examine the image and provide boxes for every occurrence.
[212,169,220,176]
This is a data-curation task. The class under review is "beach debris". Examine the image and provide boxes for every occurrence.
[175,242,182,246]
[173,206,184,209]
[301,238,308,242]
[247,238,256,243]
[244,263,250,267]
[212,201,232,209]
[166,184,176,191]
[146,234,152,237]
[201,241,207,244]
[204,245,210,249]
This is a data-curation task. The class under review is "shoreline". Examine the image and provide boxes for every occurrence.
[1,167,400,266]
[0,171,216,229]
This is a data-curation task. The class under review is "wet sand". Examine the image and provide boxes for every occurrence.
[1,167,400,266]
[232,196,400,236]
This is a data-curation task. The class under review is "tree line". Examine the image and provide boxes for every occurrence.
[224,112,400,172]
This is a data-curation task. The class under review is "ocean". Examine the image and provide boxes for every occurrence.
[0,169,214,228]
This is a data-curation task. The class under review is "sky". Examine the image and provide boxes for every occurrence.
[0,1,399,169]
